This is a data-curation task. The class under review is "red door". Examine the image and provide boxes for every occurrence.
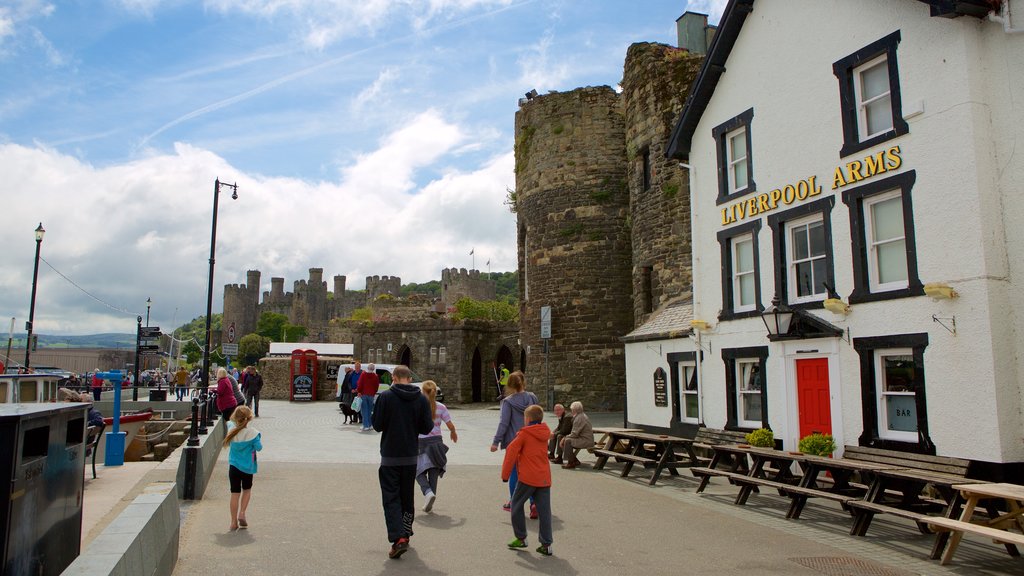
[796,358,831,438]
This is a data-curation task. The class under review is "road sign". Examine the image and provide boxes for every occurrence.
[140,327,161,337]
[138,344,159,351]
[540,306,552,339]
[222,343,239,356]
[139,350,162,356]
[228,322,235,343]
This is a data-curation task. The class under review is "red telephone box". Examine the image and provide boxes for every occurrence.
[289,349,318,401]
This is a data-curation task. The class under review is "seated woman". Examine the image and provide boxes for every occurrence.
[559,401,595,469]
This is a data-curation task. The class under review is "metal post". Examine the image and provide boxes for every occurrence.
[201,179,237,413]
[4,317,13,373]
[132,316,141,401]
[187,397,200,446]
[198,390,209,435]
[24,223,44,371]
[544,338,552,411]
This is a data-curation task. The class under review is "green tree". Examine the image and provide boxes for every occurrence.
[256,312,289,340]
[451,297,518,322]
[238,333,271,365]
[180,339,202,364]
[283,324,307,342]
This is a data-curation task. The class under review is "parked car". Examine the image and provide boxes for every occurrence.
[336,363,443,402]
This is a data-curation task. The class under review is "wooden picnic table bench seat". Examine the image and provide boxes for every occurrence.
[691,428,748,464]
[842,445,970,477]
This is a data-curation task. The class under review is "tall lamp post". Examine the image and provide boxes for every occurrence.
[146,297,152,327]
[201,179,238,401]
[24,223,45,371]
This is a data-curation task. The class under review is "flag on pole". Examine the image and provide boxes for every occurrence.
[470,248,474,255]
[486,259,490,266]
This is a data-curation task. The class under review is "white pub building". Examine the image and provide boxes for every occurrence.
[625,0,1024,479]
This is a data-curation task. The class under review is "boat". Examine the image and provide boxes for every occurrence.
[0,373,62,403]
[95,408,154,461]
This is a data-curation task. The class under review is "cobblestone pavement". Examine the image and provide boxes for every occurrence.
[172,401,1022,575]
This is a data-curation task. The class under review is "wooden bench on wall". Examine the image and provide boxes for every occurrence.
[691,428,749,465]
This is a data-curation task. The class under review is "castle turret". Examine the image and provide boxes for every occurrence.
[515,86,633,410]
[442,267,496,308]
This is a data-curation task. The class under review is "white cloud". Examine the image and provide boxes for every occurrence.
[516,31,571,92]
[0,108,515,335]
[686,0,729,23]
[351,67,399,112]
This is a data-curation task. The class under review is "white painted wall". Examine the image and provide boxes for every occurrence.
[626,0,1023,464]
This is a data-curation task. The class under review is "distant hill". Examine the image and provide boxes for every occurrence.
[8,333,136,349]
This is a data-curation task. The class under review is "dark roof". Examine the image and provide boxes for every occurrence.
[665,0,994,160]
[621,296,694,343]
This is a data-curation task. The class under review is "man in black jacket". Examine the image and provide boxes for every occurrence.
[372,365,433,559]
[243,366,264,417]
[548,403,574,463]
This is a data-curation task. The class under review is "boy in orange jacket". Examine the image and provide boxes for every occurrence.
[501,404,553,556]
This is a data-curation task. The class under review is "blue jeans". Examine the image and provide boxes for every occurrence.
[360,395,375,429]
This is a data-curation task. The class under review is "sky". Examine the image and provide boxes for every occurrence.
[0,0,728,339]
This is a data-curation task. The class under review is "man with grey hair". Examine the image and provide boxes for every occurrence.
[558,401,595,469]
[357,362,381,432]
[548,403,574,463]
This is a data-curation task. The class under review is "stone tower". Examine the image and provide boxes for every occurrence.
[623,42,704,324]
[441,268,496,307]
[515,86,634,410]
[222,270,260,343]
[365,275,401,300]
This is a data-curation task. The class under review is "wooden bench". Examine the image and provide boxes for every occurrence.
[691,428,748,464]
[85,422,105,479]
[927,517,1024,564]
[842,445,971,477]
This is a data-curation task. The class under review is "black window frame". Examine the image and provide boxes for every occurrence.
[717,219,763,321]
[767,196,836,310]
[642,147,652,191]
[722,346,768,432]
[668,351,701,436]
[854,333,934,454]
[842,170,924,304]
[833,30,909,158]
[712,108,756,204]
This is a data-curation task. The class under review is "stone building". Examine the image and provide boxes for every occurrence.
[513,21,708,410]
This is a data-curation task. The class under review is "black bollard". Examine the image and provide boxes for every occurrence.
[198,390,209,436]
[187,397,200,447]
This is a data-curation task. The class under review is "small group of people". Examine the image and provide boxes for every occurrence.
[214,365,264,421]
[335,361,383,431]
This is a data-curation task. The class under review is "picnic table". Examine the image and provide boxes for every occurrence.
[848,467,977,539]
[928,482,1024,565]
[591,427,643,453]
[784,454,902,520]
[592,430,697,486]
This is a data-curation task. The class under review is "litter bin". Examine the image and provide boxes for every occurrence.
[1,403,88,576]
[149,389,167,401]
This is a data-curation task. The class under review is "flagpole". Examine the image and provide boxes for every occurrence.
[470,248,475,270]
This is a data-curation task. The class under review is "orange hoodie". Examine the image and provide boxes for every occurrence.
[501,422,552,488]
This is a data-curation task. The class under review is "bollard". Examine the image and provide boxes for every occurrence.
[187,397,200,447]
[197,390,209,436]
[204,388,216,428]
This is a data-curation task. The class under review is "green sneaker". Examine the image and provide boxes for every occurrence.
[536,545,552,556]
[507,538,528,550]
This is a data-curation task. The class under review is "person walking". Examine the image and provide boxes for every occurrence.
[490,371,539,516]
[559,401,595,469]
[243,365,264,417]
[416,380,457,513]
[357,363,381,432]
[223,405,262,531]
[548,403,574,462]
[215,367,239,421]
[174,366,189,401]
[502,404,554,556]
[371,365,433,559]
[91,370,104,402]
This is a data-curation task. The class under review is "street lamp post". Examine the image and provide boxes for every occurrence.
[146,297,152,327]
[24,223,45,371]
[201,179,238,406]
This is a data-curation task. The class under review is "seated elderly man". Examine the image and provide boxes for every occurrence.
[549,403,574,463]
[558,401,595,469]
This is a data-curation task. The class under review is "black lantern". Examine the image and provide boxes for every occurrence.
[761,295,793,338]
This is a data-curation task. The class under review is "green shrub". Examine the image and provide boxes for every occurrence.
[798,433,837,456]
[745,428,774,448]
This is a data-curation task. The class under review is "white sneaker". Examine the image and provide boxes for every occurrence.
[423,491,436,513]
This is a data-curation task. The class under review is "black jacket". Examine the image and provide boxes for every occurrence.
[372,384,433,466]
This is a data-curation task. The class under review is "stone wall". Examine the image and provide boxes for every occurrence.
[442,267,496,306]
[623,43,702,325]
[515,86,634,410]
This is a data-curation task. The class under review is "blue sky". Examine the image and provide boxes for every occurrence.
[0,0,727,339]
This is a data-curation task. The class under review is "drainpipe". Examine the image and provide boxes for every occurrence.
[990,0,1024,33]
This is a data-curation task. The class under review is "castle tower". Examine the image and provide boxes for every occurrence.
[366,275,401,301]
[222,269,260,342]
[623,42,703,324]
[515,86,634,410]
[334,275,346,298]
[442,267,497,307]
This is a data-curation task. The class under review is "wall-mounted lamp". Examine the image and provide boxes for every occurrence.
[823,298,850,315]
[924,282,958,300]
[760,296,794,338]
[690,319,711,331]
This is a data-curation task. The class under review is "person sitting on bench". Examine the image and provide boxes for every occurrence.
[558,401,595,469]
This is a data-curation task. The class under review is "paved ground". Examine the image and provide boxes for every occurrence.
[158,400,1021,575]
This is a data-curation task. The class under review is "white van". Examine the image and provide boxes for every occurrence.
[336,364,443,402]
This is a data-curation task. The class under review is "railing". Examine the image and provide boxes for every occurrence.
[183,386,216,499]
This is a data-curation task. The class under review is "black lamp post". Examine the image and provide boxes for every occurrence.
[760,295,794,339]
[201,179,238,402]
[146,297,152,327]
[24,223,45,371]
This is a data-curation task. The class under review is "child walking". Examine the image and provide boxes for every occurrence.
[416,381,458,513]
[501,404,553,556]
[223,405,262,531]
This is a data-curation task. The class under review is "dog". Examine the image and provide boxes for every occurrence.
[339,399,361,425]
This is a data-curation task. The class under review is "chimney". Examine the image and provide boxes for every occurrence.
[676,11,716,54]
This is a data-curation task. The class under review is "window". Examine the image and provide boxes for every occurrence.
[376,348,383,363]
[875,349,917,442]
[733,234,756,311]
[853,333,933,453]
[834,31,908,157]
[429,347,438,364]
[641,266,654,315]
[712,108,756,203]
[722,346,768,431]
[737,360,763,429]
[717,220,762,320]
[842,171,923,303]
[787,215,828,302]
[642,148,652,191]
[680,363,699,423]
[768,197,836,309]
[438,347,447,364]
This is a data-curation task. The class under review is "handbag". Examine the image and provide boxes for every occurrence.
[351,396,362,412]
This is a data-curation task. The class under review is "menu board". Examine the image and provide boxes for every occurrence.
[653,368,668,407]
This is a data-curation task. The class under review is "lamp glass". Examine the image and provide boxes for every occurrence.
[761,299,794,337]
[34,223,45,241]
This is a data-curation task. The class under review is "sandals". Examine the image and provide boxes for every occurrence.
[238,518,248,529]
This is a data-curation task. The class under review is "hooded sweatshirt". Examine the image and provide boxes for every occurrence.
[501,422,552,488]
[492,391,539,449]
[372,383,434,466]
[227,424,262,475]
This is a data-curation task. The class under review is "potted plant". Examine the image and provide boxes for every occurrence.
[798,432,837,457]
[744,428,775,448]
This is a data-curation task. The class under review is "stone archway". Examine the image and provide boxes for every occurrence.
[395,344,412,369]
[472,348,482,403]
[496,345,514,373]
